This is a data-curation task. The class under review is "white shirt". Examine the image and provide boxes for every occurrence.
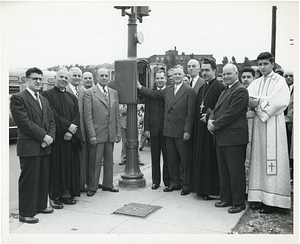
[228,80,239,89]
[69,83,78,96]
[190,75,199,88]
[157,85,166,91]
[97,83,108,94]
[174,82,183,95]
[26,88,42,108]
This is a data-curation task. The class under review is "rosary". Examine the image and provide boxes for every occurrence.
[200,80,216,114]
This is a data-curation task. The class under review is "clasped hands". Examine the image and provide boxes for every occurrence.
[64,124,77,140]
[207,119,215,135]
[41,134,53,148]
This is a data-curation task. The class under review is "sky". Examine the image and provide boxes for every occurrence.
[2,1,298,73]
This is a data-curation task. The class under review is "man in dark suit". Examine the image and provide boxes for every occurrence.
[144,70,170,190]
[138,65,196,196]
[83,68,121,196]
[187,59,205,95]
[10,67,56,224]
[66,67,89,192]
[208,64,249,214]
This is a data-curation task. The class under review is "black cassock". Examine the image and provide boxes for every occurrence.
[42,86,82,200]
[192,79,225,195]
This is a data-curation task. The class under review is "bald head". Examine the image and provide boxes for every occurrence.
[223,64,239,86]
[69,67,82,87]
[284,70,294,86]
[187,59,200,78]
[83,72,94,89]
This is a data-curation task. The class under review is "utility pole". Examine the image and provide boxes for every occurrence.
[271,6,277,59]
[114,6,150,188]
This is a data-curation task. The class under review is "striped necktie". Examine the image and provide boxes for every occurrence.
[34,92,42,109]
[102,87,108,105]
[75,86,79,99]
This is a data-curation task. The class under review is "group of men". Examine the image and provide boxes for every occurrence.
[138,51,293,215]
[11,51,293,224]
[11,67,121,224]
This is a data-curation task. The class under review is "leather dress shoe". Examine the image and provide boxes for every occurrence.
[80,187,88,192]
[250,202,262,210]
[228,204,246,214]
[151,184,159,190]
[87,190,96,197]
[19,216,39,224]
[50,199,64,209]
[60,197,76,205]
[102,187,119,192]
[163,186,181,192]
[259,205,277,214]
[215,201,231,207]
[139,162,145,165]
[181,190,190,196]
[36,207,54,214]
[202,194,214,200]
[98,184,103,188]
[119,161,126,165]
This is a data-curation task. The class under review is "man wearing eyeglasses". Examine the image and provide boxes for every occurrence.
[10,67,56,223]
[284,71,294,182]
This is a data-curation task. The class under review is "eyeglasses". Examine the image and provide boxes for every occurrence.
[28,77,43,81]
[284,75,293,78]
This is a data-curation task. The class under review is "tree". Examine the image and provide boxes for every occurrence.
[222,56,228,66]
[243,57,251,67]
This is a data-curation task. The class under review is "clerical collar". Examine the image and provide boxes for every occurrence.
[228,80,239,89]
[206,78,214,85]
[55,85,65,92]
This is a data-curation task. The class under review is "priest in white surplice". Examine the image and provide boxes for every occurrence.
[247,52,291,214]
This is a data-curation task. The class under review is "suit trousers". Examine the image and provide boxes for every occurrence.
[150,129,170,186]
[19,155,49,217]
[121,128,126,163]
[216,144,246,206]
[88,141,114,191]
[80,141,89,189]
[166,137,192,191]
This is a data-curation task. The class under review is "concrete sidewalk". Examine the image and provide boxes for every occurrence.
[6,144,247,243]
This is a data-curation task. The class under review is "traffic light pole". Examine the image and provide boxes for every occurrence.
[118,7,146,187]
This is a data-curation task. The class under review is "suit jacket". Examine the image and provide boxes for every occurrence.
[66,84,87,141]
[144,87,165,137]
[10,89,56,157]
[210,81,248,146]
[193,77,205,95]
[140,83,196,138]
[83,85,121,143]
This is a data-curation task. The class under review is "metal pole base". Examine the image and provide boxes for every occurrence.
[119,175,146,188]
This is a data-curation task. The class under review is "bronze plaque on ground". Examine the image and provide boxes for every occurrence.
[113,203,162,218]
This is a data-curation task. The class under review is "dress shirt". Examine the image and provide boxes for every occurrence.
[26,88,42,108]
[174,82,183,95]
[190,75,199,88]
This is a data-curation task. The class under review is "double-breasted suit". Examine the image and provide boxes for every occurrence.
[140,83,196,191]
[210,81,249,206]
[83,84,121,192]
[144,87,170,187]
[66,84,89,190]
[10,89,56,217]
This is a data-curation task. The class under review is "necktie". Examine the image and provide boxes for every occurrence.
[102,87,108,105]
[35,92,42,109]
[75,86,79,99]
[190,78,194,87]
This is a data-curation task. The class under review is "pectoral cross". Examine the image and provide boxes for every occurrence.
[200,101,205,114]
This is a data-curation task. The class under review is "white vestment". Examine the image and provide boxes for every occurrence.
[247,71,291,209]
